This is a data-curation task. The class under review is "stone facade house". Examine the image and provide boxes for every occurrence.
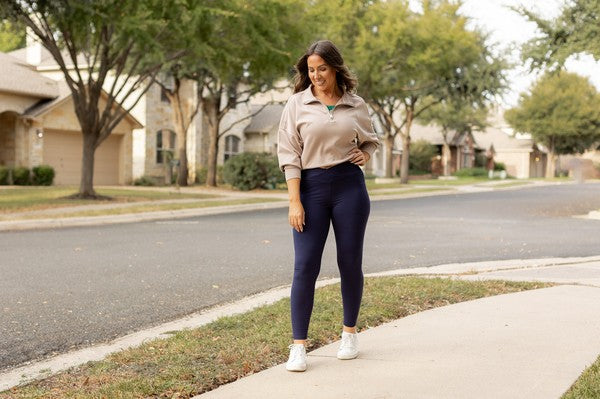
[0,51,139,185]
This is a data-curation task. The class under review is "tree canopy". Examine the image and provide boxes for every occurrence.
[0,19,24,52]
[0,0,187,197]
[516,0,600,70]
[309,0,507,181]
[193,0,308,186]
[505,71,600,176]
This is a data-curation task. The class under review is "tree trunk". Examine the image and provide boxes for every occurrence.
[400,108,414,184]
[202,98,220,187]
[546,150,556,178]
[400,134,410,184]
[177,145,188,186]
[442,142,451,176]
[166,82,191,186]
[79,132,97,197]
[385,134,394,178]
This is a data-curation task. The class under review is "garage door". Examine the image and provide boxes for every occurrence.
[43,130,122,185]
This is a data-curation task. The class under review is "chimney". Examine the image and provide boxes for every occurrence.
[25,26,42,66]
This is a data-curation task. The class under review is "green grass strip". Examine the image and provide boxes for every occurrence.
[1,276,549,399]
[13,198,284,219]
[562,354,600,398]
[0,187,219,213]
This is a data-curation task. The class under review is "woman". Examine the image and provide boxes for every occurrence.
[277,40,380,372]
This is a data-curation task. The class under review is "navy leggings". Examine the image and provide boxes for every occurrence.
[291,162,370,340]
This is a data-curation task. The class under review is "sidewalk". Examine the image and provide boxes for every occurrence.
[2,256,600,394]
[196,257,600,399]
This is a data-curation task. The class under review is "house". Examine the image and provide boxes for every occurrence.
[558,151,600,180]
[408,123,477,174]
[472,109,547,179]
[243,104,284,155]
[0,51,140,185]
[399,108,548,179]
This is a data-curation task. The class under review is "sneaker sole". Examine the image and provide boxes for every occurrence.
[337,352,359,360]
[286,365,307,372]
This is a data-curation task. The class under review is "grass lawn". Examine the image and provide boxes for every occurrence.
[562,355,600,398]
[0,187,220,213]
[366,177,491,189]
[0,276,549,399]
[20,198,285,219]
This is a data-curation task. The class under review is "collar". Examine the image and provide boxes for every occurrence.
[300,85,359,107]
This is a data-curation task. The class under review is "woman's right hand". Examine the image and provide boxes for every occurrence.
[289,200,305,233]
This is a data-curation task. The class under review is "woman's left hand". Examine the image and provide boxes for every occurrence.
[349,148,370,166]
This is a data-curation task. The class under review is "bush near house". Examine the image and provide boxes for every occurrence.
[409,139,438,174]
[196,166,224,185]
[223,152,285,191]
[0,166,9,185]
[133,176,157,186]
[32,165,55,186]
[12,167,30,185]
[494,162,506,171]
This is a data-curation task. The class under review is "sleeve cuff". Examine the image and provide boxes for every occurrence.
[284,166,301,181]
[359,142,378,157]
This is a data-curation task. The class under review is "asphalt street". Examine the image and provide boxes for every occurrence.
[1,182,600,371]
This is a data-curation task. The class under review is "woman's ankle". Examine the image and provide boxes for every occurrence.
[342,325,357,334]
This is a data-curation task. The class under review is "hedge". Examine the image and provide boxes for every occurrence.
[223,152,284,191]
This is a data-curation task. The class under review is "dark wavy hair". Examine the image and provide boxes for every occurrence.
[293,40,357,94]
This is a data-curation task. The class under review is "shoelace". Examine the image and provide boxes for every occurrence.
[340,334,355,349]
[288,344,304,361]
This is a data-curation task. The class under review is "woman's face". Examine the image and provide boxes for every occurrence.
[307,54,337,92]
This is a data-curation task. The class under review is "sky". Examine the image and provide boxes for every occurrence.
[419,0,600,108]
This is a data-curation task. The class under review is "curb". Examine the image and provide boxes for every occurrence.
[0,180,561,232]
[2,255,599,392]
[0,201,288,232]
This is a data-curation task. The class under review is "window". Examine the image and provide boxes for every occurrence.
[224,135,240,162]
[156,129,176,164]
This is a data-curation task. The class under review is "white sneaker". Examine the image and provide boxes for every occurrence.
[286,344,307,372]
[337,331,359,360]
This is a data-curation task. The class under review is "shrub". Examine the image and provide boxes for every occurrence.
[217,165,225,185]
[0,166,9,185]
[32,165,55,186]
[13,167,30,185]
[453,167,488,177]
[494,162,506,171]
[195,166,224,185]
[195,167,208,184]
[223,152,285,191]
[409,139,438,173]
[133,176,156,186]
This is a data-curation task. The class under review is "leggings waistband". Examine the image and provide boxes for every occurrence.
[301,162,361,179]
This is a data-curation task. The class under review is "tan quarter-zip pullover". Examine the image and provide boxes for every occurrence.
[277,85,380,181]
